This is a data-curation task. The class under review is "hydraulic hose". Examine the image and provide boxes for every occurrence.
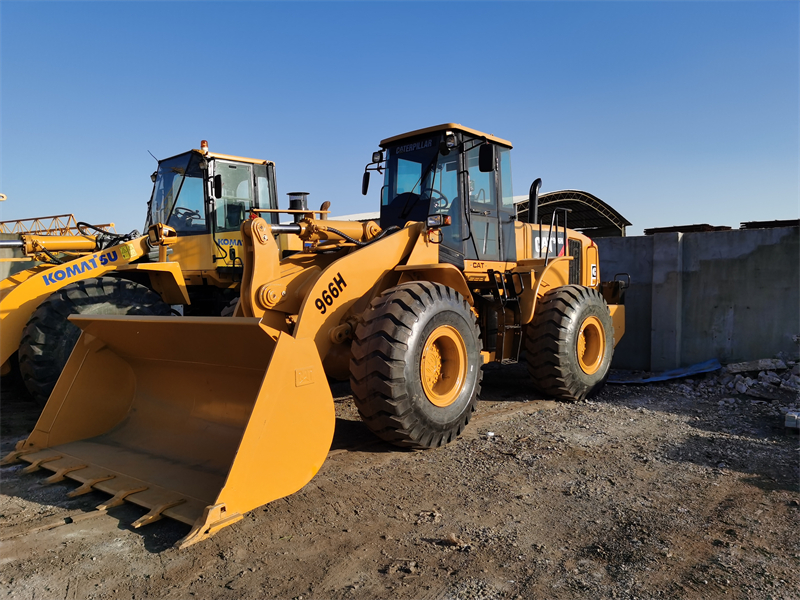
[322,225,401,247]
[77,222,140,250]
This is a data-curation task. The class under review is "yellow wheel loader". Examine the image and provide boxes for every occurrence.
[0,142,280,404]
[3,124,626,548]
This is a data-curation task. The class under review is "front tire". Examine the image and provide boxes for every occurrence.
[350,282,482,449]
[18,277,171,405]
[525,285,614,401]
[221,296,239,317]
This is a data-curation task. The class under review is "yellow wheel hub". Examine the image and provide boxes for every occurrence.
[420,325,467,407]
[577,315,606,375]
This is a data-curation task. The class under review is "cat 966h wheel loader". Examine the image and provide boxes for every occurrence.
[0,142,280,404]
[3,124,626,548]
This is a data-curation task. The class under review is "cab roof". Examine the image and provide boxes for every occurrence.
[195,149,274,166]
[379,123,513,149]
[158,148,274,166]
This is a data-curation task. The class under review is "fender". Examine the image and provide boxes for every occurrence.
[394,263,473,307]
[293,222,428,359]
[116,262,190,305]
[513,256,572,326]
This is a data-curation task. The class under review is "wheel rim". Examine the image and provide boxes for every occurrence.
[420,325,467,407]
[577,315,606,375]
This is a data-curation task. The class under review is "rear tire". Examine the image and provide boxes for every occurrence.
[350,282,482,449]
[524,285,613,401]
[18,277,171,405]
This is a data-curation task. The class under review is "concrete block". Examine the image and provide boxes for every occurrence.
[727,359,788,374]
[650,233,682,371]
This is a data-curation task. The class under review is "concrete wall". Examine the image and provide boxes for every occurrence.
[597,226,799,371]
[0,233,30,280]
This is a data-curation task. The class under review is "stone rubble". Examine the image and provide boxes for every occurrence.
[669,350,800,428]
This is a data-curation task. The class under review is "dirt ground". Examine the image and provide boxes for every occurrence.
[1,363,798,600]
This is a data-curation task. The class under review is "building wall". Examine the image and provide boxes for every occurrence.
[597,226,799,371]
[0,233,29,280]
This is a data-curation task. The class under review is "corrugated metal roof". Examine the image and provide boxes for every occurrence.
[515,190,631,238]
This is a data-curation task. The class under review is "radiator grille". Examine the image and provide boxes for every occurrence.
[568,239,582,284]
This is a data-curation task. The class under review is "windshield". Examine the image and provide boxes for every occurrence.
[147,152,207,234]
[380,134,462,249]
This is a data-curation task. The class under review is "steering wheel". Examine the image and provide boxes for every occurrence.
[423,188,449,209]
[173,207,202,220]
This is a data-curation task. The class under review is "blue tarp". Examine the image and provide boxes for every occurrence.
[608,359,722,384]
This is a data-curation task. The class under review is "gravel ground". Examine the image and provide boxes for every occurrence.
[1,361,798,600]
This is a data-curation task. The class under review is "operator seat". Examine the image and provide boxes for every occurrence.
[446,195,462,247]
[226,203,245,229]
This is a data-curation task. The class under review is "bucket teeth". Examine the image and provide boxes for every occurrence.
[41,464,88,485]
[67,475,116,498]
[0,451,24,466]
[22,455,63,474]
[97,486,149,510]
[0,443,37,465]
[175,503,243,549]
[131,499,186,528]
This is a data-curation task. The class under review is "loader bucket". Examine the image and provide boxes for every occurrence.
[3,314,335,548]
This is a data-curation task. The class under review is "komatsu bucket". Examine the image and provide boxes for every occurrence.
[2,314,335,548]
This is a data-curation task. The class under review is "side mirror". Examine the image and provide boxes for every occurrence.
[478,143,495,172]
[528,178,542,224]
[362,171,370,196]
[213,174,223,199]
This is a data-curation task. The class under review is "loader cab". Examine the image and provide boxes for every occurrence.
[367,124,516,267]
[146,145,279,269]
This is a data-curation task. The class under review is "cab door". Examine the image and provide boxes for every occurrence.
[464,144,500,262]
[210,160,255,267]
[497,147,516,263]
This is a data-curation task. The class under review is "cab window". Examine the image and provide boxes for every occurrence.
[499,148,514,210]
[254,163,278,225]
[380,136,463,253]
[466,146,497,207]
[398,159,421,194]
[216,161,254,233]
[161,154,207,235]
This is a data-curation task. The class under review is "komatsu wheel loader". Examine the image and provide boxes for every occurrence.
[3,124,626,548]
[0,142,280,404]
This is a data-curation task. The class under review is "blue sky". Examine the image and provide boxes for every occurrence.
[1,1,798,236]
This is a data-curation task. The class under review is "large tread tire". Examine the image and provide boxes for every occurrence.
[0,353,30,402]
[18,277,171,406]
[350,281,482,449]
[221,296,239,317]
[525,285,614,401]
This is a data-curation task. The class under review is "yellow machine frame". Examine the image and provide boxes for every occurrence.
[3,125,626,549]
